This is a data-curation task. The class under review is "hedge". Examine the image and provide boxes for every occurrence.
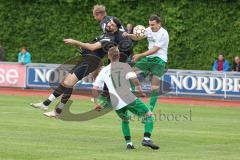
[0,0,239,70]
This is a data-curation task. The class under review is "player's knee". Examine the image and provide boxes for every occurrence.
[143,112,154,123]
[62,78,75,88]
[151,85,160,91]
[145,111,153,117]
[121,115,130,123]
[144,116,154,123]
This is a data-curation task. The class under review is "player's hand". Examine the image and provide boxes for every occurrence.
[132,54,142,63]
[95,104,102,112]
[64,39,77,45]
[122,32,129,37]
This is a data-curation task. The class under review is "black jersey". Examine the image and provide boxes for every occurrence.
[106,30,134,62]
[81,30,133,62]
[81,34,112,59]
[100,16,125,33]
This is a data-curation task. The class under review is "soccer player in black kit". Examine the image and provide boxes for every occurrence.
[31,18,133,117]
[93,4,125,33]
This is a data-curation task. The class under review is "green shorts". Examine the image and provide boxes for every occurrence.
[134,56,166,77]
[115,98,150,121]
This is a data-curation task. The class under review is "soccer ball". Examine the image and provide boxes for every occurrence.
[133,25,146,40]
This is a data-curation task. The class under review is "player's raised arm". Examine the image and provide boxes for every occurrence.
[122,32,138,41]
[64,39,102,51]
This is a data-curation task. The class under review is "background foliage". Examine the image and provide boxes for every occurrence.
[0,0,240,70]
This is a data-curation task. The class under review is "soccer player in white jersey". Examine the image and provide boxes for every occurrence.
[92,46,159,150]
[124,14,169,111]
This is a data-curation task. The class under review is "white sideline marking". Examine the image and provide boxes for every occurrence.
[0,112,17,115]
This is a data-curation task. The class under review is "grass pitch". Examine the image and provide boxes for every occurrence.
[0,95,240,160]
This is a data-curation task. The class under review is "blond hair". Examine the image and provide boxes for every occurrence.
[93,4,106,16]
[108,46,119,61]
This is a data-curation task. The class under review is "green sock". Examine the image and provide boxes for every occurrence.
[149,90,158,111]
[144,116,154,134]
[122,121,131,137]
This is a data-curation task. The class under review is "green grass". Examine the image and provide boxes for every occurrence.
[0,95,240,160]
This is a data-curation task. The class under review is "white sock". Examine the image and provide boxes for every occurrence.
[144,137,151,141]
[57,102,65,109]
[48,94,56,101]
[127,142,133,146]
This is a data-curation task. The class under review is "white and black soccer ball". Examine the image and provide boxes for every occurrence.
[133,25,146,40]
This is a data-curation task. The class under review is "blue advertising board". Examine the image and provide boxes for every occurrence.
[163,70,240,99]
[26,63,240,100]
[26,64,92,89]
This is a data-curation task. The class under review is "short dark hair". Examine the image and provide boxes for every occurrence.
[218,52,223,56]
[149,14,161,23]
[112,17,122,29]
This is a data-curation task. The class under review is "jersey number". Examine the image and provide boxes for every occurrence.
[110,71,121,88]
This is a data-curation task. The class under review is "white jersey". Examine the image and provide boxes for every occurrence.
[145,27,169,62]
[93,62,137,110]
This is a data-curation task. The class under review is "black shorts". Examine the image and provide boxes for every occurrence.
[69,54,101,80]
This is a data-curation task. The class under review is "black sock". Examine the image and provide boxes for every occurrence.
[124,136,131,142]
[43,84,66,106]
[53,84,66,97]
[43,99,51,106]
[144,132,151,138]
[61,87,73,104]
[55,108,62,114]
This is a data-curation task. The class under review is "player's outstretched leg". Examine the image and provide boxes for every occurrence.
[44,87,73,118]
[30,84,65,110]
[43,72,78,118]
